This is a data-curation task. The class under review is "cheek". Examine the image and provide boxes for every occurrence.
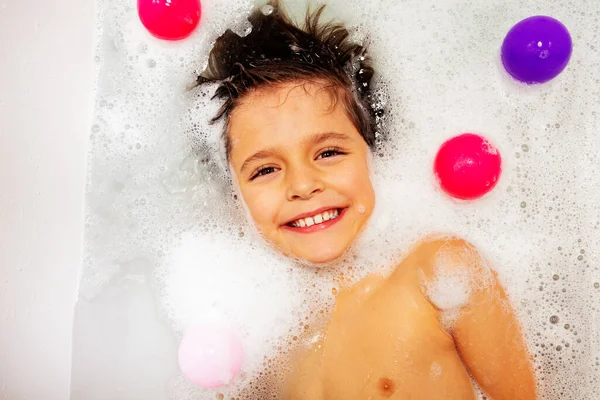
[336,160,375,207]
[357,173,376,212]
[240,185,280,229]
[231,170,273,229]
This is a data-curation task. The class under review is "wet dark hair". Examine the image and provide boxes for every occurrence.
[195,0,384,157]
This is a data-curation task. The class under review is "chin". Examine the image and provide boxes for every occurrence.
[293,244,348,265]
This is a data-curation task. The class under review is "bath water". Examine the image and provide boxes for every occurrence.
[71,0,600,398]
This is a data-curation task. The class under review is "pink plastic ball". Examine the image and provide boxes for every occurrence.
[178,324,244,389]
[434,133,502,200]
[138,0,201,41]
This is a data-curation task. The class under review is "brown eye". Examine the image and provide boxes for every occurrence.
[317,148,345,159]
[251,166,278,180]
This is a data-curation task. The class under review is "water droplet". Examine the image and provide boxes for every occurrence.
[522,144,529,152]
[553,274,559,281]
[520,201,527,208]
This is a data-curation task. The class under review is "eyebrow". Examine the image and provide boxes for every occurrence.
[239,131,352,173]
[309,131,352,146]
[240,149,278,173]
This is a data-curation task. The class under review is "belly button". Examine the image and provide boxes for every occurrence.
[378,377,395,397]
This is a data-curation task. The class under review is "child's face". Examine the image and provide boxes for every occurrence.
[228,82,375,264]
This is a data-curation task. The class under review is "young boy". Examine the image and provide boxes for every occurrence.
[196,2,537,398]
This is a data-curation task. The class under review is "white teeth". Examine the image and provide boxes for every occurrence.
[290,209,341,228]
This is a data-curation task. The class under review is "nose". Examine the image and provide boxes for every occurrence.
[286,164,324,201]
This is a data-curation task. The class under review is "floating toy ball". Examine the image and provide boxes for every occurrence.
[138,0,201,41]
[434,133,502,200]
[178,324,244,389]
[501,15,572,84]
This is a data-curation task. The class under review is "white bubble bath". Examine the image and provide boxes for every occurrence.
[70,0,600,399]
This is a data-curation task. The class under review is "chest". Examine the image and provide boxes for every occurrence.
[324,277,452,367]
[309,274,471,399]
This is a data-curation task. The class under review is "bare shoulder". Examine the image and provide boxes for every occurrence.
[407,234,483,268]
[397,235,492,295]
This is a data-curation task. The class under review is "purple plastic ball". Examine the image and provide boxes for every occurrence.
[501,16,572,84]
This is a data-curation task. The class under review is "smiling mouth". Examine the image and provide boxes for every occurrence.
[287,208,342,228]
[281,207,348,234]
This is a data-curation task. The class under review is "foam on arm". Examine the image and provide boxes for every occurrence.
[429,238,537,400]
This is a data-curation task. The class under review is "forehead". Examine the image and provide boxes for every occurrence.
[228,82,357,155]
[238,81,338,113]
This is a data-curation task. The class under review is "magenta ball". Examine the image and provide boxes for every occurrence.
[138,0,201,41]
[501,16,572,84]
[178,324,244,389]
[434,133,502,200]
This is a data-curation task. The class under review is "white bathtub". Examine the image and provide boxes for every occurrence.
[0,1,93,399]
[3,0,599,398]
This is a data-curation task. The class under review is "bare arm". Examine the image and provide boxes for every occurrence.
[432,238,537,399]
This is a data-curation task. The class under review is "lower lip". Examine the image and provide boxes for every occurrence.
[281,208,348,234]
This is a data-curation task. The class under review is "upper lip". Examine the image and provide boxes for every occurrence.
[282,206,344,226]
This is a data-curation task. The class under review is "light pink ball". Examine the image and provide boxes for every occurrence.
[178,324,244,389]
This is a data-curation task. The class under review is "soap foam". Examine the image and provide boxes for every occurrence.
[425,265,472,327]
[73,0,600,399]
